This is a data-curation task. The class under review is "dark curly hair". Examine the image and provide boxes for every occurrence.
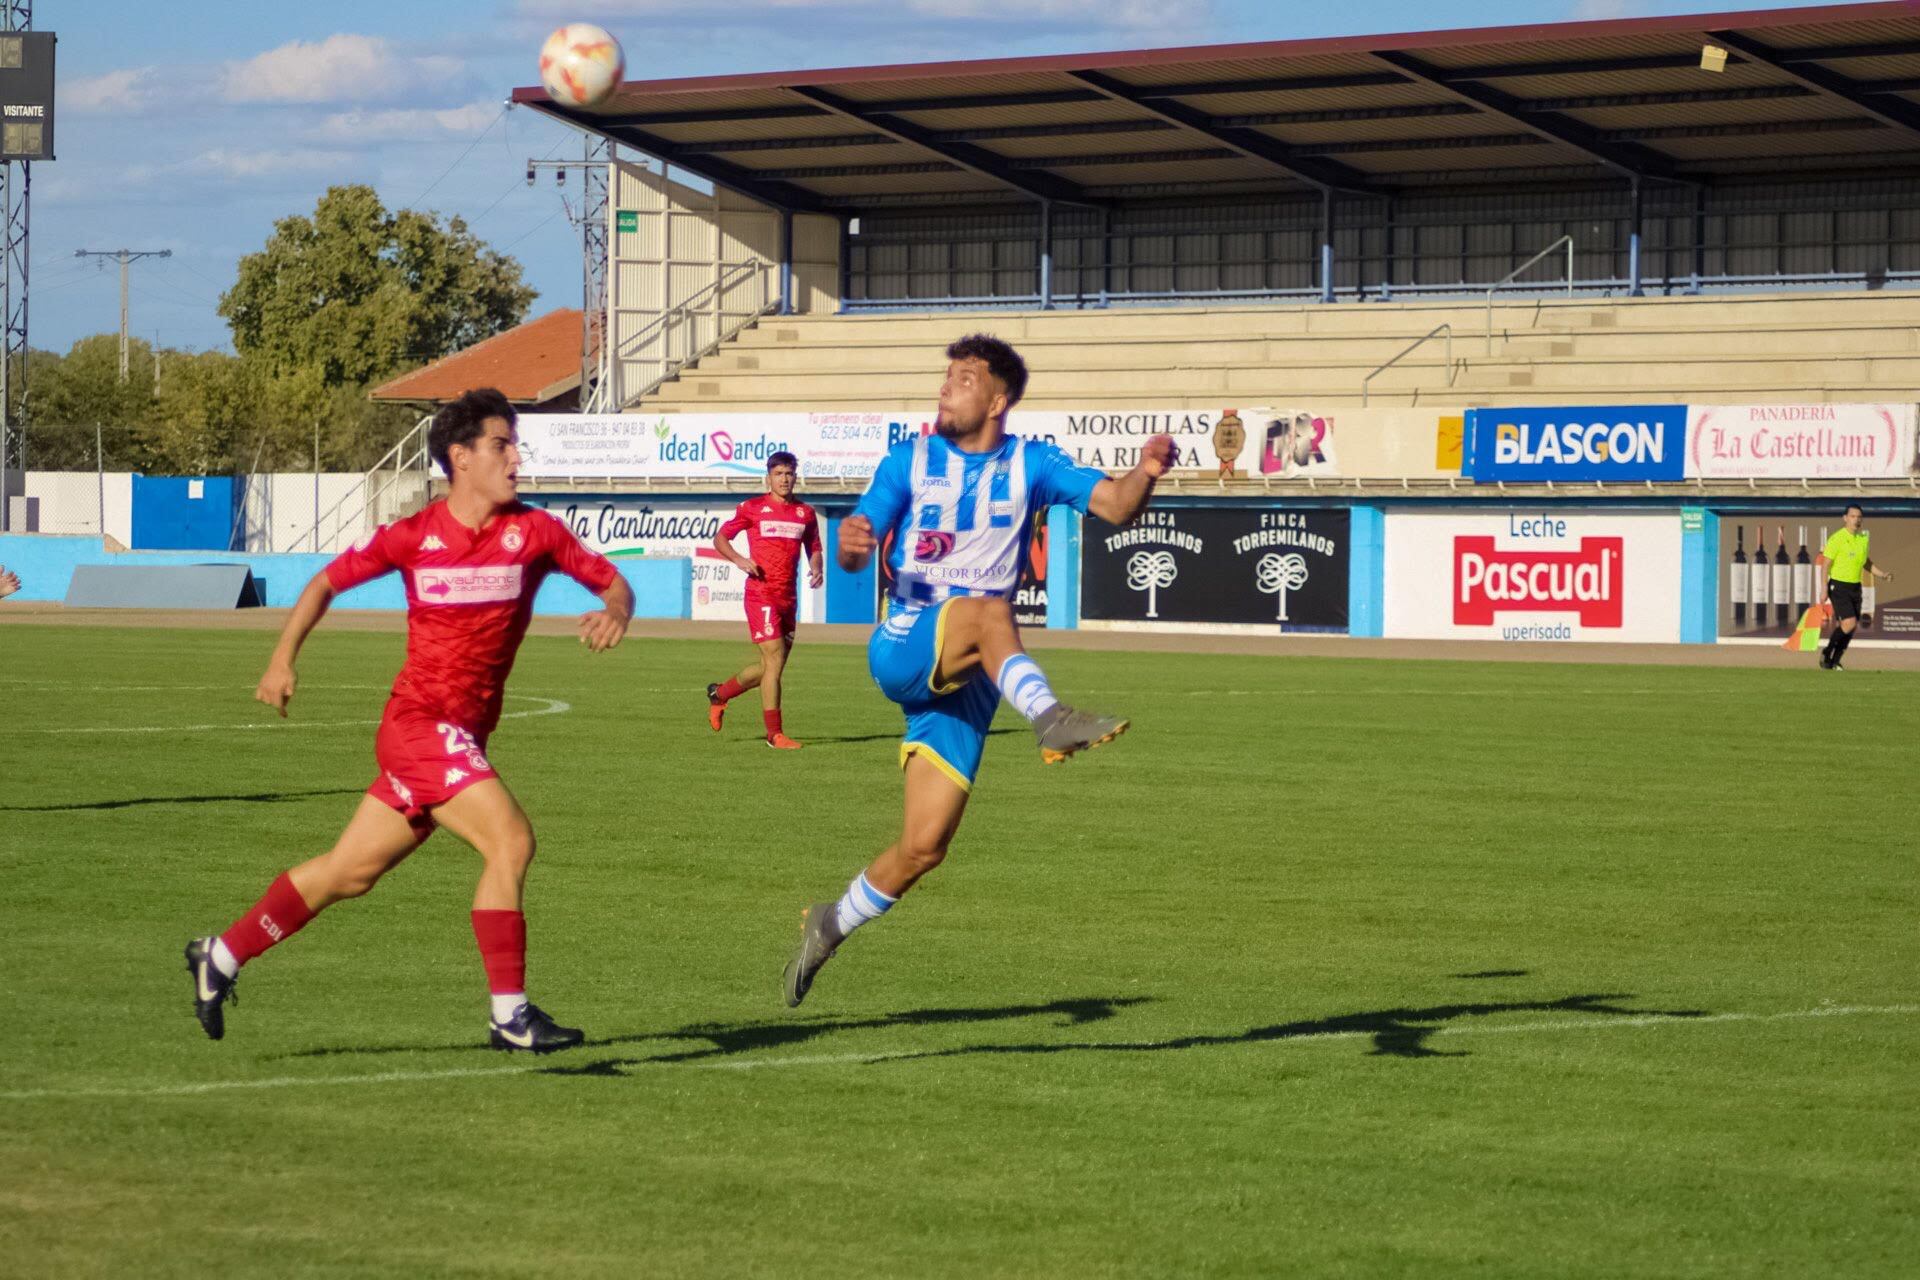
[946,333,1028,410]
[429,388,517,477]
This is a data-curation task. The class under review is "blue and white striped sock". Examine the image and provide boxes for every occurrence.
[834,872,897,938]
[995,653,1060,723]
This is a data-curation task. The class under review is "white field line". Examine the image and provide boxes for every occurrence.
[2,1004,1911,1101]
[16,694,571,734]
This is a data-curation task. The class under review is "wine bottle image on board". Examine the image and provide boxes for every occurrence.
[1772,526,1792,627]
[1793,525,1812,617]
[1864,571,1877,630]
[1749,522,1771,628]
[1730,524,1748,624]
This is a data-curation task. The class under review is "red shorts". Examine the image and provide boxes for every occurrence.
[365,698,498,836]
[745,585,797,644]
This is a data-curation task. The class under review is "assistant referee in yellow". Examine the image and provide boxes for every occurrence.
[1816,503,1894,670]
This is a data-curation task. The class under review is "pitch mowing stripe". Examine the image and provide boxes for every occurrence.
[1,1004,1913,1101]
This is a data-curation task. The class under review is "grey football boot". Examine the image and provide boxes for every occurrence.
[1033,704,1130,764]
[782,901,845,1008]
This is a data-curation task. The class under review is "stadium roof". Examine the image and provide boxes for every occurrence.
[370,308,593,406]
[512,2,1920,211]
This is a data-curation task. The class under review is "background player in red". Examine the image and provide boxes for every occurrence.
[181,388,634,1054]
[705,450,823,749]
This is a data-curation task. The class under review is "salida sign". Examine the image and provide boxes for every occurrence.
[1385,511,1680,643]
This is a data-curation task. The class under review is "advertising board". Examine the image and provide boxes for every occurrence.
[1383,510,1682,643]
[1686,404,1917,480]
[1081,506,1350,631]
[1464,405,1687,483]
[1717,509,1920,641]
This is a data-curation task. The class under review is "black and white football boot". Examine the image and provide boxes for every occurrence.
[184,937,238,1041]
[488,1003,585,1054]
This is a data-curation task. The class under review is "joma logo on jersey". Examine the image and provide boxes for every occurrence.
[1453,536,1623,627]
[414,565,524,604]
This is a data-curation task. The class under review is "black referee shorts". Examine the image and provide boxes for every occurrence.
[1827,579,1863,621]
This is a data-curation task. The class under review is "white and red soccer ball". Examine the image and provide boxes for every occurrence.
[538,23,625,109]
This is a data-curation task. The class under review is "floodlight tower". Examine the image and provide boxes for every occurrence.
[0,0,39,528]
[526,133,613,410]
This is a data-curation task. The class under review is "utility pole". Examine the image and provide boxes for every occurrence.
[527,138,611,410]
[74,247,170,380]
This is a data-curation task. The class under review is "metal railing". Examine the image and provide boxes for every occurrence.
[605,258,775,411]
[1485,235,1575,353]
[281,415,433,554]
[1361,323,1455,407]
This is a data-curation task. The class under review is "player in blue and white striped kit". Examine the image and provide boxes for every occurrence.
[783,333,1174,1007]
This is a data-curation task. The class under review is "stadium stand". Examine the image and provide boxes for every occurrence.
[510,3,1920,418]
[634,291,1920,411]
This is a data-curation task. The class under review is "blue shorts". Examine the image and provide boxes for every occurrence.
[867,600,1001,792]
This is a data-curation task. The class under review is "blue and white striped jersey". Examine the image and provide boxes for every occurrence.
[854,433,1104,614]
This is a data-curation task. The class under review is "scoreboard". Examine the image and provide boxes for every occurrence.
[0,31,53,161]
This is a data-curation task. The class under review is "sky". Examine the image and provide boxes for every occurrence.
[39,0,1861,355]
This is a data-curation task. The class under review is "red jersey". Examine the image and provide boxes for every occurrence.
[325,500,618,735]
[720,494,821,595]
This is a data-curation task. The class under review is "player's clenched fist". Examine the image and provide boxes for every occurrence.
[256,661,298,718]
[1140,434,1177,478]
[838,513,877,569]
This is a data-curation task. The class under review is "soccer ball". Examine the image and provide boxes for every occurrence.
[538,24,625,109]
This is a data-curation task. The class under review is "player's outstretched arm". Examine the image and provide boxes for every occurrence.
[256,571,337,717]
[1087,434,1177,526]
[578,574,634,653]
[837,514,877,572]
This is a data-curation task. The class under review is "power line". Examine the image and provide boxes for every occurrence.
[406,104,508,211]
[74,248,172,381]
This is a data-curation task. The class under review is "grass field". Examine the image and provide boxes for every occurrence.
[1,622,1915,1277]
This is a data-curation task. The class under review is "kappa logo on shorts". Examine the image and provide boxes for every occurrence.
[385,772,415,806]
[414,564,524,605]
[443,767,469,786]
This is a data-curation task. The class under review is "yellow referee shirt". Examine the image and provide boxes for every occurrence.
[1823,528,1870,583]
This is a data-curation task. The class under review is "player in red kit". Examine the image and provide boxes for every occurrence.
[181,388,634,1054]
[705,451,823,749]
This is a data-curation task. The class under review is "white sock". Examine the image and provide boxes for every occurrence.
[210,937,240,979]
[995,653,1060,722]
[833,872,896,938]
[491,993,527,1024]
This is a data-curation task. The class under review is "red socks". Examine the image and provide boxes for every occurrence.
[763,709,783,739]
[714,678,746,703]
[219,872,316,965]
[471,910,527,995]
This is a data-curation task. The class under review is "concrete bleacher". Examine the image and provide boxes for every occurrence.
[632,291,1920,412]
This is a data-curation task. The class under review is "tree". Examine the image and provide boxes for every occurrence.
[219,184,536,389]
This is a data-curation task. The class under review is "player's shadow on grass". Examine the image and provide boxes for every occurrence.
[883,992,1711,1063]
[0,787,362,813]
[278,995,1150,1065]
[535,995,1154,1076]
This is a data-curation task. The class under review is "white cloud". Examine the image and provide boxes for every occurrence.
[310,101,500,144]
[185,148,359,179]
[221,34,463,105]
[64,68,155,115]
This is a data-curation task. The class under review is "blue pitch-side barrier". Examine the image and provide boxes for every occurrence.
[0,536,692,618]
